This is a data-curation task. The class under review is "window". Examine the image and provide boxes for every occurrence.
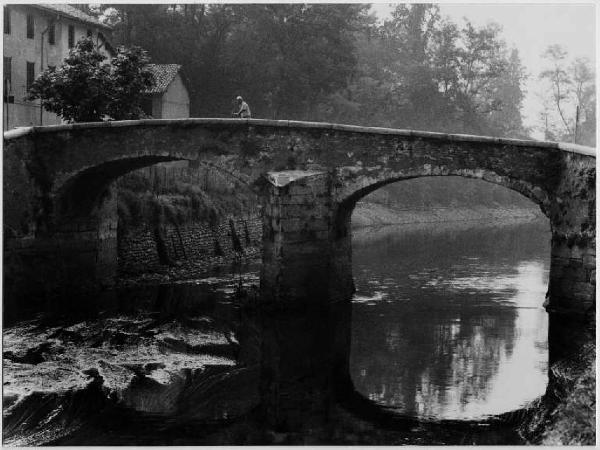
[4,57,13,103]
[48,22,55,45]
[4,7,10,34]
[26,14,34,39]
[86,29,92,38]
[4,56,11,84]
[68,25,74,48]
[26,61,35,91]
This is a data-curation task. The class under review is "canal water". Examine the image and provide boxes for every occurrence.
[350,218,550,421]
[3,218,550,445]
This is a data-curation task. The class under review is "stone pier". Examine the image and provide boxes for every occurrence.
[3,183,118,306]
[260,170,354,307]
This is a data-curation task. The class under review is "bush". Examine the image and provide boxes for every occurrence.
[27,38,153,122]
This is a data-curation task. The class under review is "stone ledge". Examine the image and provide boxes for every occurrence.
[4,118,596,156]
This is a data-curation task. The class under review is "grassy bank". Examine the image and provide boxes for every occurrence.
[117,163,259,232]
[352,201,543,228]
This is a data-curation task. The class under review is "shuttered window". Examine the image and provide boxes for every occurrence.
[26,61,35,90]
[4,56,11,89]
[48,22,55,45]
[4,8,10,34]
[68,25,75,48]
[4,57,13,103]
[26,14,34,39]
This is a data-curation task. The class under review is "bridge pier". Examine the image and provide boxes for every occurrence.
[544,154,595,362]
[260,171,354,307]
[548,237,595,316]
[4,184,118,307]
[54,182,119,290]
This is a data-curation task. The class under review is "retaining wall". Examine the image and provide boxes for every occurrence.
[118,215,262,276]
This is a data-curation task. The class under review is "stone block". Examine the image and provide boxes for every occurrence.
[573,281,595,297]
[279,217,330,233]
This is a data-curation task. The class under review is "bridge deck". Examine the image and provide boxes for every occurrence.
[3,118,595,157]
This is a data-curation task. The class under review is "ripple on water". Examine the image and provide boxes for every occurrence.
[352,291,388,303]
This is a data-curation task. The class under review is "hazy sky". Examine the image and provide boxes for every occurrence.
[370,2,596,136]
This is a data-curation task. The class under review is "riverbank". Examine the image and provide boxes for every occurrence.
[352,202,544,229]
[519,341,596,445]
[2,291,257,446]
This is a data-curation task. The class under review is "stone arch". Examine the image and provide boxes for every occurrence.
[337,167,551,222]
[17,149,258,301]
[55,156,185,220]
[330,168,553,278]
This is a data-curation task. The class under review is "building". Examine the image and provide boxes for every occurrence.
[142,64,190,119]
[3,4,112,130]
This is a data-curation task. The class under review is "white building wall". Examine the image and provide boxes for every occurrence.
[160,74,190,119]
[3,5,111,130]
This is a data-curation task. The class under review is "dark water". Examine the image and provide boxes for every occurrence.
[3,220,551,445]
[350,219,550,420]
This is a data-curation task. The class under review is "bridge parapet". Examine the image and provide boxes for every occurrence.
[3,118,596,157]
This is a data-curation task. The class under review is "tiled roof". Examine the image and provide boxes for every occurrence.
[32,4,112,30]
[144,64,182,94]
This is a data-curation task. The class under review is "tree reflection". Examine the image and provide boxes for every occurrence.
[350,220,550,419]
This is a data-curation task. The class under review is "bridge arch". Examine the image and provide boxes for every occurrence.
[332,168,552,242]
[56,155,185,219]
[338,168,551,215]
[3,119,595,326]
[54,155,255,221]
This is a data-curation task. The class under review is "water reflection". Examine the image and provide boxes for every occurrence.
[4,270,530,445]
[4,220,552,444]
[350,220,551,420]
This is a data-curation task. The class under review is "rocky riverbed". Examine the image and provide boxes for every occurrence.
[2,279,261,446]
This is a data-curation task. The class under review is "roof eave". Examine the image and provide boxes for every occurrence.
[30,4,113,31]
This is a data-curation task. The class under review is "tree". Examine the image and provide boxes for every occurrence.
[99,3,371,120]
[27,37,153,122]
[107,44,155,120]
[540,45,573,140]
[486,49,528,138]
[539,45,595,145]
[317,4,526,137]
[94,4,528,138]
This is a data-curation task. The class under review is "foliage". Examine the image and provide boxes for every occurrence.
[98,4,371,120]
[116,164,258,232]
[316,5,527,136]
[539,45,595,146]
[92,4,594,143]
[27,38,153,122]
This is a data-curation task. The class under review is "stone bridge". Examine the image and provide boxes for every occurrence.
[3,119,596,323]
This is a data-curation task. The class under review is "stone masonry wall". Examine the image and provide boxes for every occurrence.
[118,215,262,276]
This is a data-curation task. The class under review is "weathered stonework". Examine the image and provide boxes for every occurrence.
[259,170,353,307]
[118,216,262,275]
[3,119,595,323]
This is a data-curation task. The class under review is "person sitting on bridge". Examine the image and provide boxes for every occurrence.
[233,96,251,118]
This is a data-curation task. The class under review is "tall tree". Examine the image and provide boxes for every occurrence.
[319,5,525,136]
[486,48,528,137]
[539,45,595,145]
[95,4,529,139]
[100,4,370,120]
